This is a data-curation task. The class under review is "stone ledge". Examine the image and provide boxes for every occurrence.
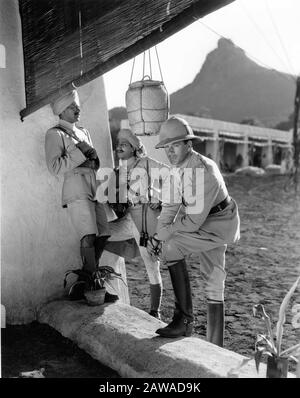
[37,300,294,378]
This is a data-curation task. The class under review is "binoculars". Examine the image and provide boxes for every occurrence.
[139,232,149,247]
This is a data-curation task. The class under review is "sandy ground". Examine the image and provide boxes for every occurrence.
[1,174,300,378]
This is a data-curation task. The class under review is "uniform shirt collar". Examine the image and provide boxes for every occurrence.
[59,119,76,131]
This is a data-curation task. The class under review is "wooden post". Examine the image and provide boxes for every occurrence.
[292,76,300,190]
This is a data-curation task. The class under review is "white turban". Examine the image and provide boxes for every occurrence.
[50,90,80,116]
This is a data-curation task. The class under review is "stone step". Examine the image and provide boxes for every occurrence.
[37,300,295,378]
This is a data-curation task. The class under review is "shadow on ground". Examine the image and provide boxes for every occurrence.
[1,321,120,378]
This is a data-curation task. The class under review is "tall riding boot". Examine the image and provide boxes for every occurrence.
[156,259,194,337]
[94,235,110,266]
[149,283,163,319]
[68,235,97,300]
[95,235,119,303]
[81,247,97,274]
[207,301,224,347]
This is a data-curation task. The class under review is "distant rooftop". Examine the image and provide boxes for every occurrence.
[174,114,292,143]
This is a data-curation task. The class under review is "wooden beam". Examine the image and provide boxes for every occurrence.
[292,76,300,190]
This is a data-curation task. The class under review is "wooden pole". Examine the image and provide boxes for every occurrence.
[292,76,300,191]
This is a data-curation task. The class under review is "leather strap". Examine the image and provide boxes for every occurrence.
[209,196,231,215]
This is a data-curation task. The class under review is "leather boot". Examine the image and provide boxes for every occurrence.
[207,301,224,347]
[68,235,97,300]
[156,259,194,337]
[149,283,162,320]
[94,235,111,266]
[68,249,96,300]
[80,234,98,274]
[95,235,119,303]
[154,300,181,324]
[81,245,119,303]
[68,272,90,301]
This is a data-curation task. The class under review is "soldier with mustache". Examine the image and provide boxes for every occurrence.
[105,128,168,319]
[45,90,117,302]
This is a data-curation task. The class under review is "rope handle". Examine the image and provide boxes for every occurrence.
[129,46,165,85]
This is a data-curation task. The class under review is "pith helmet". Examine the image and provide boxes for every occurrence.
[155,116,201,149]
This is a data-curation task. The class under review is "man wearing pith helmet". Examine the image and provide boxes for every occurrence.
[148,116,240,346]
[45,89,116,302]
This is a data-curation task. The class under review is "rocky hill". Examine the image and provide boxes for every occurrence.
[170,38,295,127]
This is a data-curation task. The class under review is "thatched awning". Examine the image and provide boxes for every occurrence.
[19,0,234,119]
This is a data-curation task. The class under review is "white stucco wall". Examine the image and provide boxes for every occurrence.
[0,0,117,324]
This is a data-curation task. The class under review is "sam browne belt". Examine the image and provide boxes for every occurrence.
[209,196,231,215]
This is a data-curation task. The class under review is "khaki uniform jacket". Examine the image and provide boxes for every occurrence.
[157,150,240,245]
[45,124,98,207]
[107,156,169,237]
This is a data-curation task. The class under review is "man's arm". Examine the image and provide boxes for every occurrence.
[81,129,100,170]
[156,203,182,241]
[155,167,183,241]
[156,169,220,238]
[45,128,87,175]
[168,171,220,234]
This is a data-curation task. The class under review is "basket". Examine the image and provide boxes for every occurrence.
[84,288,106,306]
[126,77,169,136]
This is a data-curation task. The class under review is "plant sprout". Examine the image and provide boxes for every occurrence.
[64,265,127,296]
[253,276,300,372]
[227,276,300,378]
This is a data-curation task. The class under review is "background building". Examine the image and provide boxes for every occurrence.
[121,114,293,172]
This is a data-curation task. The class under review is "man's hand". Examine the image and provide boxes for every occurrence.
[86,148,98,160]
[76,140,92,154]
[76,141,98,159]
[146,235,162,261]
[80,159,99,170]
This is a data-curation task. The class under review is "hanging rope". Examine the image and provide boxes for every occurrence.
[155,46,164,82]
[129,45,166,84]
[148,49,152,79]
[239,0,294,77]
[78,9,83,77]
[264,0,296,77]
[142,51,146,79]
[129,57,136,85]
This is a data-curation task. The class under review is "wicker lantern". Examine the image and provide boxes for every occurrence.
[126,77,169,136]
[125,49,169,136]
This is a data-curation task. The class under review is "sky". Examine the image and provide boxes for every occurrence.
[103,0,300,110]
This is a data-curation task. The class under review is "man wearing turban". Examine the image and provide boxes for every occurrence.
[45,90,117,302]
